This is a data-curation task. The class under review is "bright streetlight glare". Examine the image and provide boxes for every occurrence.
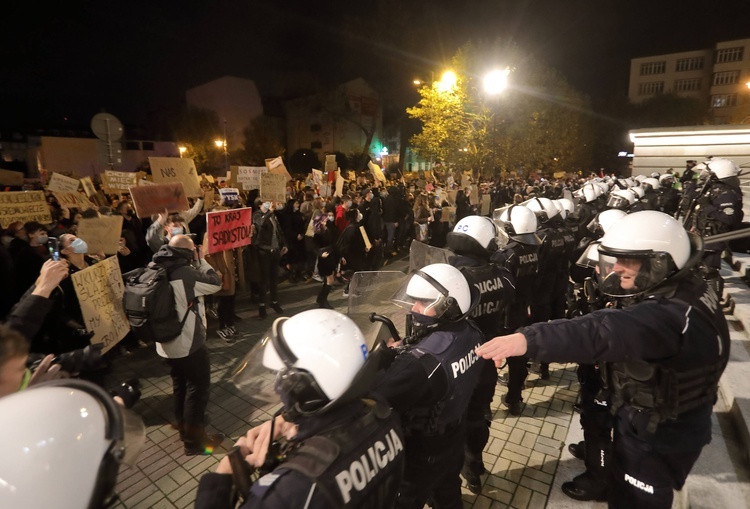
[436,70,457,92]
[215,139,225,148]
[484,69,510,95]
[413,79,422,85]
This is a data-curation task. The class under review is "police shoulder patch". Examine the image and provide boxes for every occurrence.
[724,207,735,216]
[250,468,293,499]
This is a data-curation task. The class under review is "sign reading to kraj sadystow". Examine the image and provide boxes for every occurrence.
[71,256,130,354]
[206,207,252,254]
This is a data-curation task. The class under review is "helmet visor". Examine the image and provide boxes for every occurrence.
[606,194,627,210]
[596,250,672,297]
[575,242,600,269]
[390,273,454,320]
[231,323,285,408]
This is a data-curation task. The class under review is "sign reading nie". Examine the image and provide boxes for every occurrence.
[0,191,51,228]
[206,207,253,254]
[149,157,202,197]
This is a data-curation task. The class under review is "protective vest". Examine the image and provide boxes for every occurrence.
[694,182,743,237]
[492,241,539,329]
[402,322,484,435]
[266,400,405,509]
[458,263,514,338]
[536,226,568,275]
[608,277,730,434]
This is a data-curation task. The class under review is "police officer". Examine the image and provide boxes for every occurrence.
[490,205,541,415]
[656,174,681,216]
[196,309,405,509]
[446,216,515,493]
[689,157,744,304]
[630,177,659,212]
[478,211,730,508]
[374,263,483,509]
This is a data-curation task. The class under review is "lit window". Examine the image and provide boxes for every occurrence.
[711,94,737,108]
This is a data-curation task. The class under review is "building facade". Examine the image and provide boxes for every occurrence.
[628,38,750,124]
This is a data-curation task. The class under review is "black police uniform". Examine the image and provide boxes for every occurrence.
[655,184,680,216]
[373,316,484,509]
[490,238,539,409]
[629,189,657,212]
[520,272,730,508]
[195,399,405,509]
[449,252,514,484]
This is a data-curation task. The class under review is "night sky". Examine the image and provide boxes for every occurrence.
[2,0,749,132]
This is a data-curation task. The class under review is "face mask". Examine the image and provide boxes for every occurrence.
[345,201,353,208]
[261,202,271,212]
[276,204,285,211]
[293,204,300,212]
[170,227,184,237]
[367,193,373,200]
[37,234,49,244]
[70,238,88,254]
[327,215,335,222]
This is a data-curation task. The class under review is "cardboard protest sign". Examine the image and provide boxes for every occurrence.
[201,174,215,184]
[77,215,124,255]
[368,161,386,183]
[312,169,323,187]
[265,156,292,182]
[149,157,202,197]
[47,172,81,194]
[440,206,456,223]
[129,182,189,218]
[218,188,240,205]
[319,183,331,198]
[80,176,97,198]
[103,170,138,192]
[204,190,216,211]
[71,256,130,354]
[469,185,479,206]
[206,207,253,254]
[260,173,286,203]
[0,169,24,186]
[359,226,372,251]
[446,190,457,206]
[138,178,157,186]
[325,154,337,173]
[481,194,491,216]
[52,191,95,211]
[236,166,266,190]
[0,191,51,228]
[335,175,345,197]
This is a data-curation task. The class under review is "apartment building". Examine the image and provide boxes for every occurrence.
[628,38,750,124]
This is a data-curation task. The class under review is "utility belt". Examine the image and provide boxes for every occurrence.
[403,409,464,437]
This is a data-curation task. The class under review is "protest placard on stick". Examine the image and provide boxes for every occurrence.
[149,157,202,197]
[260,173,287,203]
[206,207,253,254]
[77,216,124,254]
[481,194,491,216]
[129,182,189,218]
[71,256,130,354]
[80,176,97,198]
[47,172,81,194]
[265,156,292,182]
[218,188,240,206]
[0,191,51,228]
[52,191,95,211]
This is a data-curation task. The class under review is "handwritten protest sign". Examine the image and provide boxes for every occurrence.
[312,169,323,187]
[335,175,345,197]
[368,161,386,183]
[218,188,240,205]
[0,169,24,186]
[0,191,51,228]
[52,191,95,211]
[264,156,292,182]
[129,182,189,218]
[149,157,202,197]
[206,207,253,254]
[440,206,456,223]
[359,226,372,251]
[47,172,81,194]
[325,154,337,173]
[80,176,97,198]
[103,170,138,192]
[236,166,267,190]
[77,215,124,255]
[260,173,286,203]
[71,257,129,354]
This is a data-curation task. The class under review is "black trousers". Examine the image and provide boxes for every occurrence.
[505,355,528,403]
[609,426,703,509]
[395,425,466,509]
[166,346,211,447]
[464,360,497,473]
[257,249,281,305]
[217,294,235,328]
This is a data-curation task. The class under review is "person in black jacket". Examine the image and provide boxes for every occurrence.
[252,200,288,319]
[336,209,369,298]
[278,198,306,283]
[195,309,405,509]
[478,212,730,508]
[313,206,339,309]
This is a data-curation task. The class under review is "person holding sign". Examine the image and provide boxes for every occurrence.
[251,201,287,320]
[145,197,204,253]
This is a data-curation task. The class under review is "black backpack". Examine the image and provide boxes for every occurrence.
[123,263,195,343]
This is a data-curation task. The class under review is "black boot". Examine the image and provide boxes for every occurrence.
[317,284,333,309]
[561,471,607,501]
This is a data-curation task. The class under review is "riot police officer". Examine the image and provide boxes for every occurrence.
[490,205,541,415]
[478,211,730,509]
[446,216,515,494]
[656,174,681,216]
[374,263,483,509]
[197,309,405,508]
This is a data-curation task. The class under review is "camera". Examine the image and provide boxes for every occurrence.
[51,343,104,373]
[109,378,142,409]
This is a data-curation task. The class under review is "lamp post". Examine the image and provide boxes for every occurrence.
[178,146,187,158]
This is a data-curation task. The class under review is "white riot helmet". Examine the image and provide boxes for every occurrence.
[606,189,636,210]
[392,263,473,319]
[630,186,645,200]
[659,174,675,187]
[233,309,378,422]
[447,215,502,255]
[0,380,145,509]
[706,157,740,180]
[557,198,577,217]
[493,205,541,245]
[552,200,567,220]
[642,177,660,192]
[523,197,559,223]
[594,182,609,196]
[597,211,694,297]
[634,175,647,183]
[650,172,660,179]
[587,208,627,236]
[576,183,599,203]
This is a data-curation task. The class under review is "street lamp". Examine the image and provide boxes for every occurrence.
[436,70,458,93]
[484,69,510,95]
[215,138,228,172]
[178,146,187,158]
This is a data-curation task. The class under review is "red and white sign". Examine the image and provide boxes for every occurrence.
[206,207,253,254]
